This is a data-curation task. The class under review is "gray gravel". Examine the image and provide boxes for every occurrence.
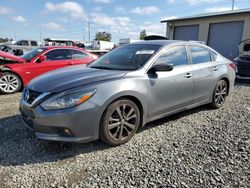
[0,83,249,188]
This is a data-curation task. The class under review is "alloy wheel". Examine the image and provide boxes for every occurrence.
[0,74,19,93]
[108,103,138,141]
[214,80,227,106]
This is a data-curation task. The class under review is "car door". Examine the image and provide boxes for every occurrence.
[188,45,218,103]
[147,45,194,118]
[27,48,73,80]
[71,49,93,65]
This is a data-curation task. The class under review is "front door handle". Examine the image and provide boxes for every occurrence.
[184,73,192,78]
[213,66,219,71]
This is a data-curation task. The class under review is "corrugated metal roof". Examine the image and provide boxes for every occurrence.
[161,8,250,23]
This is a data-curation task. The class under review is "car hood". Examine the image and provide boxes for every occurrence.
[0,51,25,64]
[28,65,127,93]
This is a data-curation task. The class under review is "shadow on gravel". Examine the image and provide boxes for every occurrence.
[235,80,250,86]
[0,104,213,167]
[0,115,109,167]
[141,104,212,131]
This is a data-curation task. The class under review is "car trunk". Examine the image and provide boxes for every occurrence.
[236,40,250,77]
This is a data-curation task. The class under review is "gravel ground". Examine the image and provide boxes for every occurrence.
[0,83,249,188]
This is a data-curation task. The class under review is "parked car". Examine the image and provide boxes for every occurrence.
[44,38,75,46]
[234,39,250,80]
[0,39,39,56]
[0,46,97,94]
[14,39,38,47]
[20,40,236,146]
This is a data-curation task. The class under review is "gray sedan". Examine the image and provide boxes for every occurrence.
[20,40,236,146]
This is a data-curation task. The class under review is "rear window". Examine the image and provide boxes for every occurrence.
[243,44,250,51]
[72,50,89,59]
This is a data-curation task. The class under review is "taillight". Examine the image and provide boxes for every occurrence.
[229,61,236,71]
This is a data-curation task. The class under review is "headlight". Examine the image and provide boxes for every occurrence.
[40,89,96,110]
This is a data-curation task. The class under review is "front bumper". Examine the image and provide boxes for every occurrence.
[20,99,103,143]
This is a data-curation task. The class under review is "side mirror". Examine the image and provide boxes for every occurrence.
[150,63,173,72]
[37,55,47,62]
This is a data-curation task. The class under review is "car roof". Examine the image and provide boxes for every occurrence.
[132,40,183,46]
[41,46,82,50]
[131,40,207,47]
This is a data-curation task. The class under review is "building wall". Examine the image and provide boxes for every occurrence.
[166,12,250,44]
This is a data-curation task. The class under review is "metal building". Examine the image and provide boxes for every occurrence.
[161,9,250,59]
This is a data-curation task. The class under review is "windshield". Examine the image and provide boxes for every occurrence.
[20,48,46,62]
[89,44,161,70]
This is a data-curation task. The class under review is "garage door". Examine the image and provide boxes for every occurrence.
[174,25,199,41]
[208,21,244,59]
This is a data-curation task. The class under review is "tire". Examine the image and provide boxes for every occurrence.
[211,79,228,109]
[100,99,140,146]
[0,72,22,94]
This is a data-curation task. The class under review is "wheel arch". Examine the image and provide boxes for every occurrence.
[100,93,146,128]
[219,76,230,95]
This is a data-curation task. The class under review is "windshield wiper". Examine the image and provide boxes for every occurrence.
[90,66,113,70]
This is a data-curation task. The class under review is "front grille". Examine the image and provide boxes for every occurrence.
[24,88,42,104]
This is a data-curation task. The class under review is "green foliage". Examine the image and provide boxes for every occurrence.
[0,38,12,43]
[139,30,147,40]
[95,31,112,42]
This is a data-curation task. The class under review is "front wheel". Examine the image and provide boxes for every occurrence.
[0,72,22,94]
[211,80,228,108]
[100,99,140,146]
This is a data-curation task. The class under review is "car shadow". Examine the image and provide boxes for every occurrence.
[0,114,109,166]
[235,80,250,87]
[141,104,212,132]
[0,104,213,167]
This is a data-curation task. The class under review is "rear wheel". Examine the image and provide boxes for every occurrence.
[0,72,21,94]
[211,79,228,108]
[100,99,140,146]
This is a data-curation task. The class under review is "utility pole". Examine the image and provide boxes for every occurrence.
[88,19,91,43]
[39,27,42,44]
[231,0,235,11]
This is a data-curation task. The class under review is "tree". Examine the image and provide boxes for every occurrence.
[0,37,11,43]
[95,31,111,41]
[139,30,147,40]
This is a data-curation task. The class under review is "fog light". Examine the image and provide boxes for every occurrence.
[63,128,72,136]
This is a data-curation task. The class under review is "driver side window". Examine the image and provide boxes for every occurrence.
[157,45,188,66]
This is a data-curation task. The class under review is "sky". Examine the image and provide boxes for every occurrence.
[0,0,249,44]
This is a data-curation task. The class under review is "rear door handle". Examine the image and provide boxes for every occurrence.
[213,66,219,71]
[184,73,192,78]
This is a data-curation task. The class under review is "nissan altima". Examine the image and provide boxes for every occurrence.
[20,40,236,146]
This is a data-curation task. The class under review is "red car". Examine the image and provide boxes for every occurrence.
[0,46,97,94]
